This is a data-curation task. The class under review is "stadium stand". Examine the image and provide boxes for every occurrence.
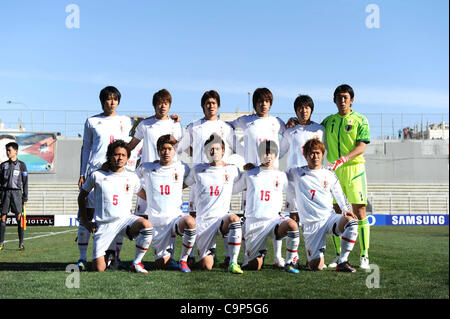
[25,182,449,216]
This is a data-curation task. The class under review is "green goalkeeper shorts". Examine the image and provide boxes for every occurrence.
[333,163,368,205]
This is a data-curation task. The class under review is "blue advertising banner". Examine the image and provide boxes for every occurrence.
[367,214,448,226]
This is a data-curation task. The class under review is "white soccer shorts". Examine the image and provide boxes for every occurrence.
[92,215,140,260]
[134,196,148,216]
[152,215,184,260]
[244,216,287,262]
[196,214,228,261]
[302,213,343,262]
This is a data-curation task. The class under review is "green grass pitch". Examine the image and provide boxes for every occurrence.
[0,225,448,299]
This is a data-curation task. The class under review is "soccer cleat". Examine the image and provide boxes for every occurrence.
[178,260,191,273]
[77,259,87,271]
[273,256,286,269]
[228,262,244,274]
[0,244,4,251]
[360,256,370,270]
[167,257,179,270]
[131,262,148,274]
[328,255,340,268]
[284,263,300,274]
[336,261,356,273]
[18,244,25,251]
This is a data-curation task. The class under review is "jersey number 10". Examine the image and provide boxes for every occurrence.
[160,185,171,195]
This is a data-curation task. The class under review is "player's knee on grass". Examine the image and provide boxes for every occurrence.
[155,255,171,269]
[247,257,263,271]
[93,257,107,272]
[199,255,214,271]
[308,258,325,271]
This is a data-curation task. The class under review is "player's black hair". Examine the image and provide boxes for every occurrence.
[106,139,131,162]
[204,133,225,150]
[201,90,221,107]
[253,88,273,109]
[257,140,279,158]
[294,95,314,113]
[156,134,178,152]
[99,86,121,104]
[333,84,354,102]
[5,142,19,151]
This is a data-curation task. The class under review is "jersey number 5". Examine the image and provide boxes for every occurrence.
[113,195,118,205]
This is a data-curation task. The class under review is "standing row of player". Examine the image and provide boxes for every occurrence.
[76,84,371,273]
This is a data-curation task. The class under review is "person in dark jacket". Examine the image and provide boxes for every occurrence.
[0,142,28,251]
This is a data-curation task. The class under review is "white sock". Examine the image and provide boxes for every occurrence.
[273,237,283,260]
[180,228,196,262]
[77,224,90,261]
[223,235,229,258]
[227,222,242,264]
[133,228,153,264]
[285,230,300,265]
[339,220,358,264]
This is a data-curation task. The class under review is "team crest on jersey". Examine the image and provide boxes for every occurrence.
[323,179,328,189]
[275,178,279,190]
[345,125,352,132]
[173,172,179,182]
[224,174,229,183]
[125,184,129,192]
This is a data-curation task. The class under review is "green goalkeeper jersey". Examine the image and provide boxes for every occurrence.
[321,110,370,166]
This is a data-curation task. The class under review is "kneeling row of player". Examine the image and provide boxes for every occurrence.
[78,134,359,274]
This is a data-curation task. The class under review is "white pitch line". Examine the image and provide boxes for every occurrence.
[4,229,77,243]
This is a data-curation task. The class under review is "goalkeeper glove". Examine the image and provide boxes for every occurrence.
[328,156,348,171]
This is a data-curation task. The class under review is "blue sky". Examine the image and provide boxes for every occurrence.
[0,0,448,136]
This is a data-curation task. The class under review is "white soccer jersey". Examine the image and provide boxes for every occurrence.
[286,166,351,224]
[136,161,189,227]
[178,118,238,164]
[279,121,325,169]
[184,163,240,225]
[80,114,134,176]
[229,114,285,167]
[82,169,141,224]
[133,116,183,163]
[233,167,288,220]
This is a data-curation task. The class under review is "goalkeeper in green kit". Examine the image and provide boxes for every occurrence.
[321,84,371,270]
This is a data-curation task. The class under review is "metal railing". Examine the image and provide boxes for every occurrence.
[26,191,449,216]
[0,109,448,140]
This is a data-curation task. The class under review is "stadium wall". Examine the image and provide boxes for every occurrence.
[27,136,449,184]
